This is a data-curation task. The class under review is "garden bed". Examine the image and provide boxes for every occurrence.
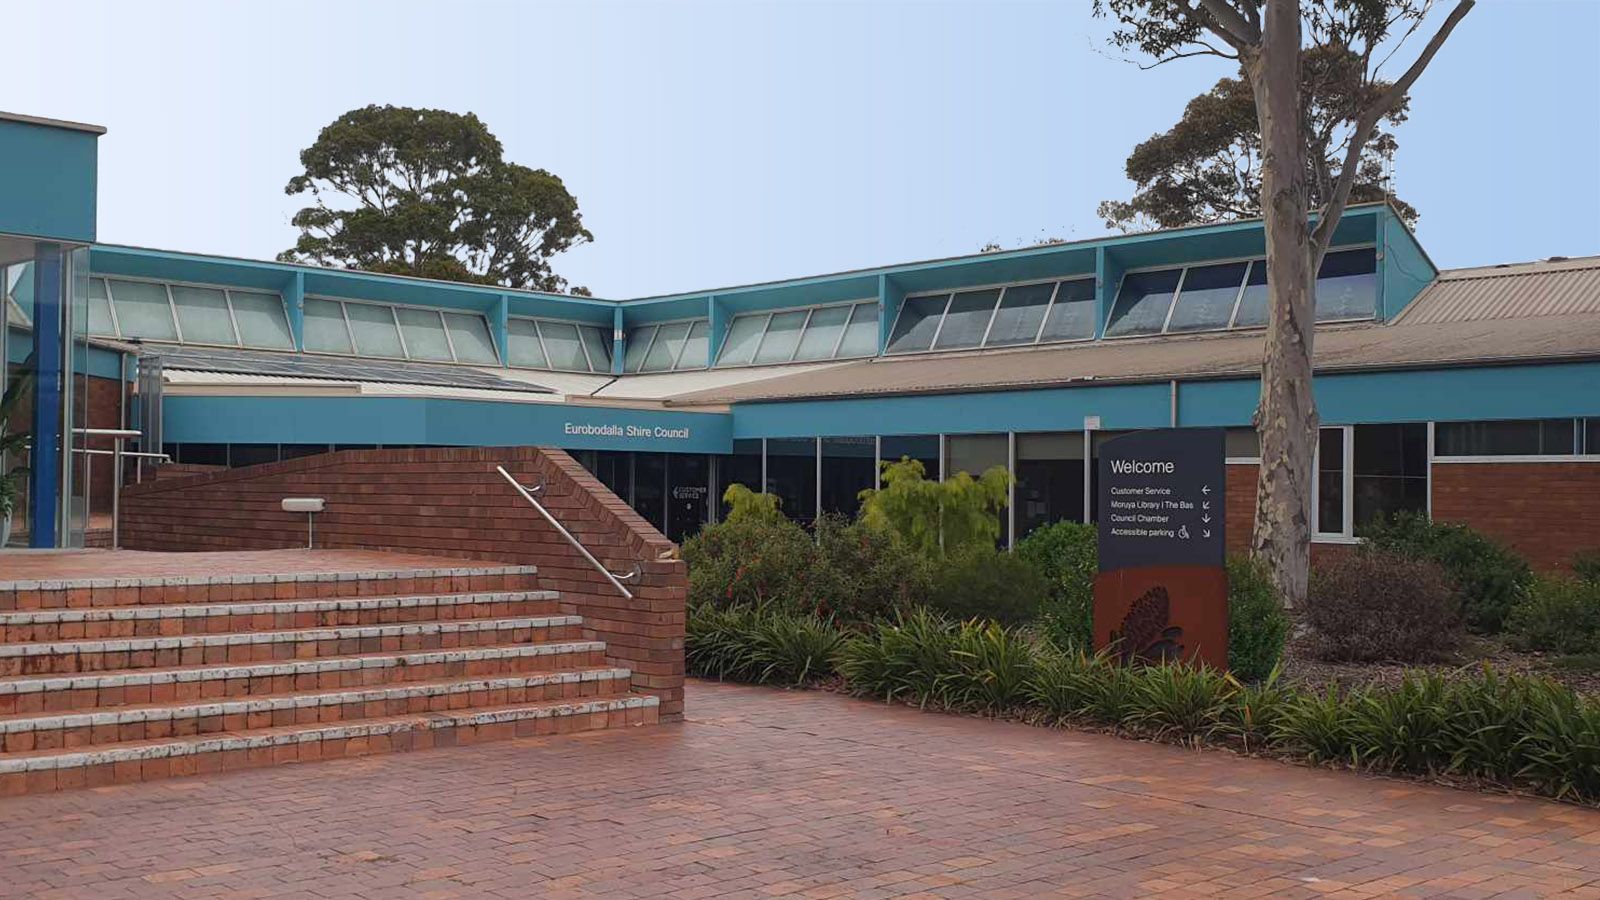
[1281,634,1600,697]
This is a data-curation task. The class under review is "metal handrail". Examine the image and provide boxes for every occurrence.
[495,465,640,599]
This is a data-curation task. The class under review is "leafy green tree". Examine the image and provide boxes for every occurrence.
[280,105,591,293]
[858,458,1010,557]
[1098,44,1418,231]
[1092,0,1473,605]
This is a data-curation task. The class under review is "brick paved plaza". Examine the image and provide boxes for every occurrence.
[1,679,1597,899]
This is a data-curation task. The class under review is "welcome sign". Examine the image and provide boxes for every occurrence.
[1095,428,1229,670]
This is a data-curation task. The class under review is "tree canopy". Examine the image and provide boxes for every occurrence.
[280,105,591,293]
[1098,43,1418,232]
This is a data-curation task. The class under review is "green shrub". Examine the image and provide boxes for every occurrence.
[722,482,783,524]
[685,604,843,686]
[1015,521,1096,651]
[1227,557,1288,682]
[1347,672,1450,774]
[859,458,1010,557]
[1573,550,1600,585]
[1506,576,1600,655]
[1436,666,1545,783]
[837,607,961,708]
[946,621,1038,713]
[1131,663,1235,743]
[811,515,933,623]
[1360,511,1533,633]
[1027,646,1106,724]
[682,514,818,613]
[1305,548,1463,662]
[1220,669,1289,753]
[1275,684,1360,764]
[1081,661,1143,730]
[926,546,1049,626]
[1516,686,1600,802]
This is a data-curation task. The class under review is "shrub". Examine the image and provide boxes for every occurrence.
[1506,576,1600,655]
[1220,669,1289,753]
[1436,666,1546,783]
[722,482,783,524]
[685,604,843,686]
[1574,550,1600,585]
[859,458,1010,557]
[811,515,933,623]
[1130,663,1235,744]
[1305,548,1463,663]
[682,514,818,613]
[1516,686,1600,802]
[946,621,1038,713]
[1227,557,1288,683]
[1360,511,1533,633]
[837,608,961,708]
[1027,646,1106,724]
[1275,684,1359,764]
[686,604,762,681]
[1016,521,1096,651]
[926,546,1049,626]
[1347,671,1450,774]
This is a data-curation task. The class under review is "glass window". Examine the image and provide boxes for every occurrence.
[1039,279,1097,343]
[1105,269,1181,338]
[718,439,764,521]
[302,298,352,354]
[765,438,817,522]
[624,325,657,373]
[444,312,498,364]
[947,433,1010,544]
[933,288,1002,350]
[666,454,712,542]
[107,279,179,341]
[820,436,877,518]
[886,294,948,354]
[1315,248,1378,321]
[1233,260,1269,327]
[170,285,237,345]
[507,318,548,368]
[228,444,280,468]
[346,303,405,358]
[86,278,116,337]
[679,320,709,369]
[1168,262,1247,333]
[1224,428,1261,459]
[793,305,851,361]
[1016,432,1085,536]
[1353,423,1428,529]
[836,303,880,358]
[1435,419,1577,456]
[752,310,808,364]
[642,321,692,372]
[985,282,1054,347]
[717,314,766,366]
[579,325,612,371]
[1316,427,1346,535]
[1587,419,1599,455]
[229,291,294,349]
[633,453,666,531]
[880,435,940,483]
[394,308,451,361]
[539,321,589,371]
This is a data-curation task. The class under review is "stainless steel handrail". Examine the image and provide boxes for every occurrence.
[495,465,640,599]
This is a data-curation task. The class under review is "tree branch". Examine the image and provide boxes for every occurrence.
[1311,0,1473,248]
[1195,0,1262,47]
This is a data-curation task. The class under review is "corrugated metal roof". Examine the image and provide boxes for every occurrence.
[593,362,847,400]
[162,369,569,404]
[1398,255,1600,324]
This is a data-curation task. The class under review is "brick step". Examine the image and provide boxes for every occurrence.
[0,693,660,795]
[0,641,609,715]
[0,590,562,642]
[0,667,636,753]
[0,565,541,611]
[0,616,585,676]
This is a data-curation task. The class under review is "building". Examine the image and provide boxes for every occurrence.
[4,112,1598,569]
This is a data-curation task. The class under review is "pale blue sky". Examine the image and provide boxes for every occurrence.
[7,0,1598,297]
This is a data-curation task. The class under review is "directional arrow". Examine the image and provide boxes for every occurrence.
[1202,529,1212,539]
[1201,514,1212,524]
[1201,485,1212,495]
[1202,501,1211,510]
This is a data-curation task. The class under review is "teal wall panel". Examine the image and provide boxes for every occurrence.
[0,119,99,244]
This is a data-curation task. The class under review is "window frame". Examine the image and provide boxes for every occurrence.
[506,314,613,373]
[1311,425,1357,541]
[305,295,500,366]
[889,276,1099,356]
[716,299,877,368]
[624,316,712,373]
[94,274,300,350]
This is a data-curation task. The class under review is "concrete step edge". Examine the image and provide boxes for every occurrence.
[0,640,609,695]
[0,565,540,593]
[0,694,661,772]
[0,616,585,657]
[0,668,636,734]
[0,590,562,625]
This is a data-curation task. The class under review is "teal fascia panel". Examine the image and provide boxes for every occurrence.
[493,295,510,366]
[0,118,100,244]
[729,382,1174,439]
[612,306,626,375]
[1177,361,1600,427]
[283,272,305,350]
[877,275,902,353]
[1094,247,1125,339]
[1378,208,1437,320]
[162,395,734,453]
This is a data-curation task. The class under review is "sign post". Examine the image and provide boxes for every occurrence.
[1094,428,1229,669]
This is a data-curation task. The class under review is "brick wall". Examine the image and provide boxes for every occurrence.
[151,462,227,481]
[119,447,688,720]
[1224,462,1352,568]
[1432,461,1600,573]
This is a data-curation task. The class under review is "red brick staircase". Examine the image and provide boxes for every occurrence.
[0,563,659,795]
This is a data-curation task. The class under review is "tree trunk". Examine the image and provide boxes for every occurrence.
[1247,0,1319,607]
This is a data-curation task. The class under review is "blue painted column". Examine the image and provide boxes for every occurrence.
[611,307,625,375]
[877,275,903,353]
[27,243,63,547]
[282,272,305,350]
[706,296,725,366]
[1093,247,1125,339]
[493,294,510,366]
